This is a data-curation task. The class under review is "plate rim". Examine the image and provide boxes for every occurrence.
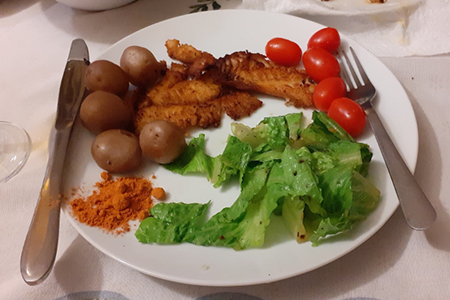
[314,0,421,14]
[62,9,418,287]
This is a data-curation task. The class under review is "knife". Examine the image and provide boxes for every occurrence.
[20,39,89,285]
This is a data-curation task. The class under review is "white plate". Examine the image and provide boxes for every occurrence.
[316,0,420,13]
[62,10,418,286]
[56,0,136,11]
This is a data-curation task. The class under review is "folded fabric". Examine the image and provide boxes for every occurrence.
[238,0,450,57]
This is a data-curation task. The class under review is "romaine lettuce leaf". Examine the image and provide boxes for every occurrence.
[309,215,352,245]
[232,113,304,151]
[211,135,252,187]
[359,144,373,177]
[349,171,381,221]
[231,122,265,149]
[135,202,210,244]
[256,115,290,150]
[301,111,353,151]
[138,111,381,249]
[279,146,326,216]
[163,134,214,178]
[164,134,253,188]
[285,112,304,141]
[185,162,272,249]
[250,149,283,163]
[282,195,307,243]
[309,170,381,245]
[319,164,354,215]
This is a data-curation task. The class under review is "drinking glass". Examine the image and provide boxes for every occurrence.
[0,121,31,183]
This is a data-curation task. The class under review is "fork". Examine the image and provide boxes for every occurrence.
[339,47,436,230]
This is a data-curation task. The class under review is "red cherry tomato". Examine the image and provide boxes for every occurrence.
[265,37,302,66]
[303,48,341,83]
[328,97,366,138]
[307,27,341,53]
[313,77,347,112]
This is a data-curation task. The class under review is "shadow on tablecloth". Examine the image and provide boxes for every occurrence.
[39,0,194,47]
[53,235,105,292]
[403,86,450,252]
[0,0,40,18]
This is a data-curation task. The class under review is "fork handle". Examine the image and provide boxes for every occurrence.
[365,108,436,230]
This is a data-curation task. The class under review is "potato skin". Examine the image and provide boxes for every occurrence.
[91,129,142,173]
[80,91,132,134]
[139,120,186,164]
[85,60,129,97]
[120,46,162,88]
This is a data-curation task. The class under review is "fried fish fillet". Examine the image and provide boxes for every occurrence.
[133,73,262,132]
[134,101,223,132]
[134,91,262,132]
[141,70,222,107]
[165,39,216,77]
[169,62,189,74]
[135,41,322,133]
[134,62,224,132]
[219,90,263,120]
[212,51,316,108]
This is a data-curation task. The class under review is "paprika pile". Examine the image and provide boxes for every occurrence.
[69,172,164,235]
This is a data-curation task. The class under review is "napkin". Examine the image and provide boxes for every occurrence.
[238,0,450,57]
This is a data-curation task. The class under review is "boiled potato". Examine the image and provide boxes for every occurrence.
[120,46,163,88]
[85,60,129,97]
[139,120,186,164]
[80,91,131,135]
[91,129,142,173]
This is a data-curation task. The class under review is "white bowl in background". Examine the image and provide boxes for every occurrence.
[56,0,137,11]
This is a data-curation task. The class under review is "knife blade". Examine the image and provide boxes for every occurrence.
[20,39,89,285]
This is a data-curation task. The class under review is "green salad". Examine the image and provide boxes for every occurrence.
[135,111,380,249]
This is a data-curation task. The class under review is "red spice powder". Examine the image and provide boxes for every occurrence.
[69,172,160,235]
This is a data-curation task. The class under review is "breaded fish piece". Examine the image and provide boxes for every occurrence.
[134,89,262,132]
[134,101,223,133]
[169,62,189,74]
[138,69,187,108]
[213,51,316,108]
[165,39,216,76]
[139,69,222,107]
[133,61,224,132]
[219,91,263,120]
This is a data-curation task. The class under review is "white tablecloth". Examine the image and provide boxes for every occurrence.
[2,1,450,299]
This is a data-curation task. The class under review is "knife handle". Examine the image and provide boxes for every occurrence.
[20,127,71,285]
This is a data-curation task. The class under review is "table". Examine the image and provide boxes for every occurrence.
[2,1,449,299]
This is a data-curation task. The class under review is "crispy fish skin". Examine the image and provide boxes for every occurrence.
[219,91,263,120]
[138,69,187,108]
[165,39,216,76]
[149,77,221,106]
[133,41,316,133]
[133,61,224,132]
[134,101,223,133]
[213,51,316,108]
[169,62,189,74]
[143,72,222,107]
[165,39,204,64]
[134,89,263,132]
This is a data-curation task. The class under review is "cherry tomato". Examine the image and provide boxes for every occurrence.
[328,97,366,138]
[307,27,341,53]
[303,48,340,83]
[265,37,302,67]
[313,77,347,112]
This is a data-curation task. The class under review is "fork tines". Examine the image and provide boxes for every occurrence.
[339,47,370,89]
